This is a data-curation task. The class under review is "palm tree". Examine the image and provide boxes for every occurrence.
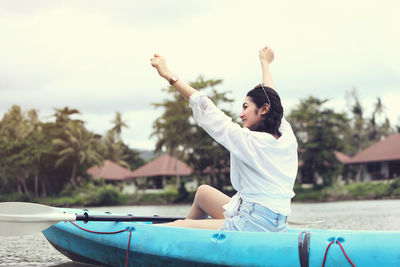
[102,130,130,169]
[110,111,128,141]
[98,112,130,168]
[53,121,103,184]
[53,107,82,125]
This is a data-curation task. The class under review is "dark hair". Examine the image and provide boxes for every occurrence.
[246,85,283,136]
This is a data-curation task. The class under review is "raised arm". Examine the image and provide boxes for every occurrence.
[151,54,197,100]
[259,46,275,89]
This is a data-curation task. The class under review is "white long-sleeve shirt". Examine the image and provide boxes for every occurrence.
[189,91,298,216]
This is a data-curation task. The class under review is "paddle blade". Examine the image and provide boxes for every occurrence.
[0,202,76,236]
[0,221,58,237]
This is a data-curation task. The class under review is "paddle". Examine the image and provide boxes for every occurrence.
[0,202,325,237]
[0,202,184,237]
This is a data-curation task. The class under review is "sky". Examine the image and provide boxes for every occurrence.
[1,0,399,150]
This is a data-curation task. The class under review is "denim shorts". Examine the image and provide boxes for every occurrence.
[220,199,288,232]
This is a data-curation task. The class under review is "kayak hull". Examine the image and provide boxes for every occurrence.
[42,208,400,267]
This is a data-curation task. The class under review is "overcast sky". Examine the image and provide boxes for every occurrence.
[1,0,399,150]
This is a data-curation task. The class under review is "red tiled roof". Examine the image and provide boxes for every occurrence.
[334,151,352,164]
[347,134,400,164]
[130,154,192,178]
[87,160,134,181]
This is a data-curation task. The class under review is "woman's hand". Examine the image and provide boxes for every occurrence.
[151,53,172,79]
[259,46,274,65]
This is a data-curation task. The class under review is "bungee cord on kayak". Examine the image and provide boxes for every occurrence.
[69,221,133,267]
[322,239,356,267]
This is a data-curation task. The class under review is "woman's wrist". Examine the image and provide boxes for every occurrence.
[260,60,271,66]
[161,71,172,81]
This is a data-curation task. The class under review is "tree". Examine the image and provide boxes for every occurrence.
[0,132,51,197]
[53,106,83,126]
[110,111,128,140]
[0,105,37,196]
[100,112,143,171]
[288,96,349,187]
[152,76,235,188]
[120,143,146,170]
[52,121,104,184]
[101,112,131,169]
[345,89,395,154]
[344,89,396,182]
[101,131,130,169]
[368,97,393,141]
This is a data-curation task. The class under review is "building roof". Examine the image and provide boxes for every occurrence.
[130,154,192,178]
[347,134,400,164]
[334,151,352,164]
[87,160,134,181]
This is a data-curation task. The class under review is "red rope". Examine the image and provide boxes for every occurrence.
[69,221,129,234]
[336,241,356,267]
[68,221,133,267]
[322,240,356,267]
[125,229,132,267]
[321,241,335,267]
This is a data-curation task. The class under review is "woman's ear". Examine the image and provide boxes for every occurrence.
[261,103,270,116]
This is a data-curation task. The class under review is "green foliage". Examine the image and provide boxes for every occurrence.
[0,192,31,202]
[292,186,329,202]
[100,112,132,169]
[288,96,349,186]
[85,184,124,206]
[52,121,104,183]
[345,182,391,199]
[345,89,395,155]
[0,105,145,198]
[176,181,189,202]
[127,188,195,205]
[44,181,126,207]
[293,178,400,202]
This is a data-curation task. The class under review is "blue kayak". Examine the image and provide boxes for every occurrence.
[42,208,400,267]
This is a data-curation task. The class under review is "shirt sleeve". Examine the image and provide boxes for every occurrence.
[189,91,291,166]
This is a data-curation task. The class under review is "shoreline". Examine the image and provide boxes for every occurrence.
[2,178,399,207]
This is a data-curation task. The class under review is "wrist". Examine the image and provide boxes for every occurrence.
[168,74,179,85]
[260,60,271,66]
[161,71,173,80]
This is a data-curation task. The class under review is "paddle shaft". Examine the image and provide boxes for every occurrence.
[0,202,326,237]
[76,213,185,223]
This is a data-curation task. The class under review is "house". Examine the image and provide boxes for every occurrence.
[345,134,400,181]
[130,154,192,190]
[87,160,136,193]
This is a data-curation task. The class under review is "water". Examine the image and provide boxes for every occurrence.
[1,200,399,266]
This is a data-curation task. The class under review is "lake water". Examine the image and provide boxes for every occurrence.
[1,199,399,266]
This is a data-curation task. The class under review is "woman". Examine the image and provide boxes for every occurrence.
[150,46,298,232]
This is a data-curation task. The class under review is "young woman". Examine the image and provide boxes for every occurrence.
[151,46,298,232]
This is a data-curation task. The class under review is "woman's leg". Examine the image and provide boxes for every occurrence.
[154,185,230,229]
[186,185,231,219]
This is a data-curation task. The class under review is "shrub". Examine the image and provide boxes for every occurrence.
[84,185,123,206]
[345,182,391,199]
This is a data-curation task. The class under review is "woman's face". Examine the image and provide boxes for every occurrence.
[240,96,265,129]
